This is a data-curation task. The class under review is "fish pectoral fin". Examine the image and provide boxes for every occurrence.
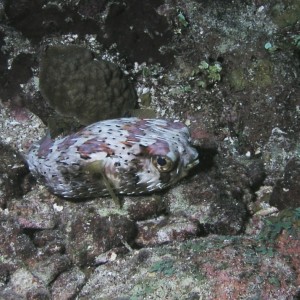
[83,161,122,208]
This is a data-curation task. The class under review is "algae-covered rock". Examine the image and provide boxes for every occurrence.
[271,0,300,28]
[229,59,273,92]
[39,45,137,125]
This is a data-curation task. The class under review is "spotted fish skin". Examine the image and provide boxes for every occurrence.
[26,118,199,199]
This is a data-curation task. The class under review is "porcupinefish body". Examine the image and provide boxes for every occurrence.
[26,118,199,199]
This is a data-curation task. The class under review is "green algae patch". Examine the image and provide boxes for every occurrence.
[271,0,300,28]
[129,260,206,300]
[229,59,273,91]
[255,208,300,257]
[259,208,300,242]
[190,60,223,89]
[228,68,248,91]
[149,258,176,276]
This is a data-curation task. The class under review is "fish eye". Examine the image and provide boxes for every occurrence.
[152,156,174,172]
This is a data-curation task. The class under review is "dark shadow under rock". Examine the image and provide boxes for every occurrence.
[102,0,174,66]
[0,52,34,102]
[4,0,99,43]
[0,143,28,208]
[270,157,300,210]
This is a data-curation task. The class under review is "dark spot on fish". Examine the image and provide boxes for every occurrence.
[80,153,91,159]
[106,152,115,157]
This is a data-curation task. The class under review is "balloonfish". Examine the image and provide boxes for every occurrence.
[26,118,199,199]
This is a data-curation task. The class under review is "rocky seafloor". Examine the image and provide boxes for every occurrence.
[0,0,300,299]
